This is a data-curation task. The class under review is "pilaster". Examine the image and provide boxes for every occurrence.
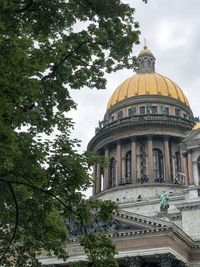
[183,154,189,186]
[104,146,109,190]
[188,150,194,185]
[147,136,153,180]
[164,136,171,183]
[92,164,97,196]
[180,146,184,174]
[116,141,122,186]
[96,163,101,194]
[131,137,137,183]
[122,156,126,184]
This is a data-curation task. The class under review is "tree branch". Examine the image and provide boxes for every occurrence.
[16,0,34,13]
[71,55,88,66]
[0,178,99,266]
[0,179,75,215]
[78,213,97,267]
[42,40,97,81]
[0,181,19,264]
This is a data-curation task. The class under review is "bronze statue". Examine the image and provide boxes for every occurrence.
[156,191,169,212]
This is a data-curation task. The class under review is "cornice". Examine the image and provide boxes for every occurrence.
[91,182,185,200]
[88,118,192,151]
[176,200,200,211]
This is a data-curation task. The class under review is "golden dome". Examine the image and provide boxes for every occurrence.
[107,73,189,110]
[193,122,200,130]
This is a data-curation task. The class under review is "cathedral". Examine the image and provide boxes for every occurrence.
[41,46,200,266]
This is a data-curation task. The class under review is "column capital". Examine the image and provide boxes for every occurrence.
[116,140,121,145]
[104,144,109,149]
[188,149,193,154]
[147,135,153,141]
[131,136,137,142]
[182,151,187,157]
[164,135,170,141]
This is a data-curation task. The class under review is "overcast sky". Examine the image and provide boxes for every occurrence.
[69,0,200,196]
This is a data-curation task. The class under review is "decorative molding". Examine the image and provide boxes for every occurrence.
[176,200,200,211]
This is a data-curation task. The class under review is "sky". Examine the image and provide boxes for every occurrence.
[69,0,200,195]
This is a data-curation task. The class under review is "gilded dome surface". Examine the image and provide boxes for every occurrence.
[193,122,200,130]
[107,73,189,110]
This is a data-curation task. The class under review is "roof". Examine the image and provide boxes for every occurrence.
[107,73,189,110]
[138,45,155,58]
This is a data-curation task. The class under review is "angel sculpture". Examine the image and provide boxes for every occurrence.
[156,191,169,212]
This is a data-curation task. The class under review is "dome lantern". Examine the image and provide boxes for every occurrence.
[138,41,155,73]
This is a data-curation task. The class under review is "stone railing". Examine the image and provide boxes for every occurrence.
[95,114,195,134]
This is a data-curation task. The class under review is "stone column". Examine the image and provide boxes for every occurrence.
[131,137,137,183]
[96,163,101,194]
[147,136,153,180]
[180,146,184,173]
[125,256,142,267]
[122,156,126,184]
[183,154,189,186]
[92,164,97,196]
[104,146,109,190]
[188,150,194,185]
[164,136,171,183]
[116,141,122,186]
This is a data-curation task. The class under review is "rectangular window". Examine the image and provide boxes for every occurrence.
[175,108,181,116]
[128,107,136,116]
[117,110,123,119]
[140,106,145,115]
[147,105,157,114]
[164,107,169,115]
[128,108,132,116]
[152,106,158,114]
[161,105,169,115]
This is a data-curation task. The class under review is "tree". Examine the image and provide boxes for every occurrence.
[0,0,142,266]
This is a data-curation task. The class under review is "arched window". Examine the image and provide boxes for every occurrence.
[125,151,131,183]
[198,155,200,180]
[153,149,164,181]
[109,157,116,188]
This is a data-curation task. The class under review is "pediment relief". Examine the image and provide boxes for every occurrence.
[67,216,148,237]
[67,211,170,237]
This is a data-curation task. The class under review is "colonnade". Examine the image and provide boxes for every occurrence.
[93,136,194,195]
